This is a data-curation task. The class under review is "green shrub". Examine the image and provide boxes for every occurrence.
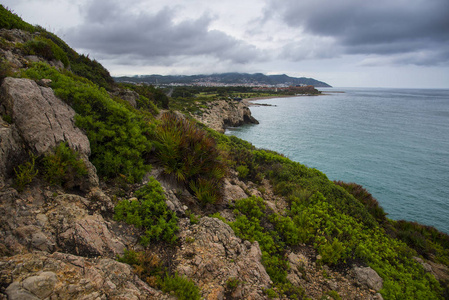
[160,272,201,300]
[154,112,226,203]
[226,277,241,291]
[14,153,38,192]
[334,181,386,223]
[236,165,249,179]
[42,142,87,188]
[322,290,342,300]
[264,288,278,299]
[114,177,178,245]
[117,249,165,287]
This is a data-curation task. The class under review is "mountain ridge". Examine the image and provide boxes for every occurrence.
[114,72,332,87]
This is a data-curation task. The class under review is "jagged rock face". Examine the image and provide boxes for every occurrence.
[194,99,259,133]
[0,252,165,300]
[176,217,271,299]
[1,77,90,156]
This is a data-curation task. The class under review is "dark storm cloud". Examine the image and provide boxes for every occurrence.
[65,0,262,65]
[266,0,449,65]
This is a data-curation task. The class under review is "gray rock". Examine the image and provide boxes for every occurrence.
[1,252,164,299]
[353,266,383,291]
[222,179,248,203]
[1,77,99,190]
[21,271,57,298]
[5,282,39,300]
[1,77,90,156]
[111,89,139,108]
[49,194,126,257]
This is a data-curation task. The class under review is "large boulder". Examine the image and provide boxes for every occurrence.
[1,77,90,156]
[353,266,383,291]
[0,77,98,189]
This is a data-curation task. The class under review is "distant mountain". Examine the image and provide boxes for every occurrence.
[113,72,332,87]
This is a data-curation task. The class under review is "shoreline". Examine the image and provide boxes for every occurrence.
[243,95,297,106]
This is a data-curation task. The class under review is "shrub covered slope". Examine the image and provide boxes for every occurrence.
[1,5,448,299]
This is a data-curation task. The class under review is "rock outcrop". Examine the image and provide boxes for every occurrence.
[1,77,90,156]
[176,217,271,299]
[193,99,258,133]
[1,252,166,300]
[0,77,98,190]
[0,186,139,258]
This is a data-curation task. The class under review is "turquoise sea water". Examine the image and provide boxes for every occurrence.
[226,88,449,234]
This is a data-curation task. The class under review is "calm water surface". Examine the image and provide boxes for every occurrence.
[227,88,449,234]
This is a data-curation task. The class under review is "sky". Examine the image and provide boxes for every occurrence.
[3,0,449,88]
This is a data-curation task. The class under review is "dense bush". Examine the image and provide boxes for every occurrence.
[161,272,201,300]
[114,177,178,245]
[154,112,226,203]
[42,142,87,188]
[22,62,153,182]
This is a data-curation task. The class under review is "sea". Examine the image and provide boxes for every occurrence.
[226,87,449,234]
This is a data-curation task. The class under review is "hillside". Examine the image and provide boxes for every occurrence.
[1,5,448,300]
[114,72,332,88]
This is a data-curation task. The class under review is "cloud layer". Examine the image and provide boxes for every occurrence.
[3,0,449,87]
[265,0,449,65]
[65,0,264,67]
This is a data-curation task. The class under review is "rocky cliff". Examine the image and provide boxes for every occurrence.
[193,99,259,133]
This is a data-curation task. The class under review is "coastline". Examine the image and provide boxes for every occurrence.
[243,95,297,106]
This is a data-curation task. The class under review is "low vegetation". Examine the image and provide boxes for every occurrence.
[114,177,179,245]
[154,112,226,203]
[117,249,201,300]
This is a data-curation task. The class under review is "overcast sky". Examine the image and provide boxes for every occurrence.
[3,0,449,88]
